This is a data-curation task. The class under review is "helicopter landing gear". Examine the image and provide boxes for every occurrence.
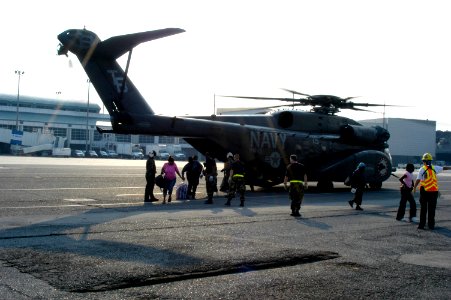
[317,180,334,192]
[369,182,382,190]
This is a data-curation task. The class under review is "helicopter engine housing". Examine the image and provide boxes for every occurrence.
[340,124,390,145]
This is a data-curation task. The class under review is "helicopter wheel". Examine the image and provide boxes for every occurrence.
[369,182,382,190]
[317,180,334,192]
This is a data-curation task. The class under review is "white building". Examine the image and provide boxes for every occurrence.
[0,94,195,158]
[360,118,436,165]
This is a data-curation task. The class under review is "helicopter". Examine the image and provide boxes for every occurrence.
[57,27,393,190]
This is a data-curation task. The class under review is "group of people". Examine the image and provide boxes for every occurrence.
[144,150,185,204]
[145,150,448,230]
[347,152,449,230]
[144,151,248,207]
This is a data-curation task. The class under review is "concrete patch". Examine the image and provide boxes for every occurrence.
[399,251,451,270]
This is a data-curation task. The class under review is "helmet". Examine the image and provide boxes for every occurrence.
[227,152,233,158]
[357,162,366,169]
[422,153,433,161]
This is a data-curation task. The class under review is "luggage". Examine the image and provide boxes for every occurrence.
[155,174,165,189]
[176,183,188,200]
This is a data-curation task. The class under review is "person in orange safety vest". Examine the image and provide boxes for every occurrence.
[413,153,450,230]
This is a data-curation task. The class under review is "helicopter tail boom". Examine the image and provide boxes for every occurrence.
[57,28,185,122]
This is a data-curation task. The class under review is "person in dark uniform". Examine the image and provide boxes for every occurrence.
[182,156,194,198]
[144,150,158,202]
[220,152,234,193]
[284,154,308,217]
[190,155,203,199]
[348,162,366,211]
[203,152,218,204]
[226,153,246,207]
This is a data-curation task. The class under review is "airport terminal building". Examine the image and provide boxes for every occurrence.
[0,94,195,157]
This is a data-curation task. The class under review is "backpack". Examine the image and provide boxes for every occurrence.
[155,174,165,189]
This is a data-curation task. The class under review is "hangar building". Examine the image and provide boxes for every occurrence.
[359,118,436,165]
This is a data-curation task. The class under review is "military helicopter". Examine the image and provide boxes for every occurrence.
[57,27,393,190]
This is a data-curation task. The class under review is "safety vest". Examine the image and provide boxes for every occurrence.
[420,165,438,192]
[290,180,304,184]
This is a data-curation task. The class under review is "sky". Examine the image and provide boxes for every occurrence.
[2,0,451,130]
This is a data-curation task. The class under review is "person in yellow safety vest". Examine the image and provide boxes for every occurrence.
[413,152,450,230]
[284,154,308,217]
[225,153,246,207]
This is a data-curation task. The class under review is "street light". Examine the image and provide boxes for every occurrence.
[15,70,24,130]
[86,79,91,153]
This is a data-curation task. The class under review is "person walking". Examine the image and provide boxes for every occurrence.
[183,155,203,199]
[220,152,234,193]
[182,156,194,198]
[413,153,450,230]
[283,154,308,217]
[225,153,246,207]
[144,150,158,202]
[396,163,417,222]
[203,152,218,204]
[348,162,366,211]
[161,156,184,204]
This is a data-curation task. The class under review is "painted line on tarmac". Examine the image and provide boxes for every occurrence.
[1,203,143,209]
[2,204,87,208]
[0,187,142,191]
[64,198,96,202]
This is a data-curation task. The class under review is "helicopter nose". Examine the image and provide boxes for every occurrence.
[56,29,99,56]
[57,43,68,56]
[57,30,77,56]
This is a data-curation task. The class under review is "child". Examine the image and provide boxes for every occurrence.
[396,163,417,222]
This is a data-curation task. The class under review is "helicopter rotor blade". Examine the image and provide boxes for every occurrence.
[219,91,405,115]
[280,88,311,97]
[219,95,290,101]
[343,96,359,101]
[218,95,312,105]
[348,107,378,113]
[346,102,406,108]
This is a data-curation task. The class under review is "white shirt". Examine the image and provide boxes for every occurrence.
[402,171,414,188]
[416,165,443,181]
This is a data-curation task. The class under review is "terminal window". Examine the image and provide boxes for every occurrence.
[71,129,87,140]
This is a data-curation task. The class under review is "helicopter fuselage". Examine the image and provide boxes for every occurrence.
[110,110,391,188]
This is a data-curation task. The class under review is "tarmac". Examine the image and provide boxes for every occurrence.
[0,156,450,299]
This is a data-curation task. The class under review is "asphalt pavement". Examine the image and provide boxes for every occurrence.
[0,156,450,299]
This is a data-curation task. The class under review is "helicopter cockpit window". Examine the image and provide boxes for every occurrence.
[278,111,293,128]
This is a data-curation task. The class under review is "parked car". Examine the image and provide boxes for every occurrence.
[131,151,144,159]
[72,150,85,157]
[174,152,186,160]
[98,150,109,158]
[86,150,98,158]
[106,150,118,158]
[159,152,170,160]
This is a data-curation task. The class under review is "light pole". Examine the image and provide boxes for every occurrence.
[86,79,91,153]
[15,70,24,130]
